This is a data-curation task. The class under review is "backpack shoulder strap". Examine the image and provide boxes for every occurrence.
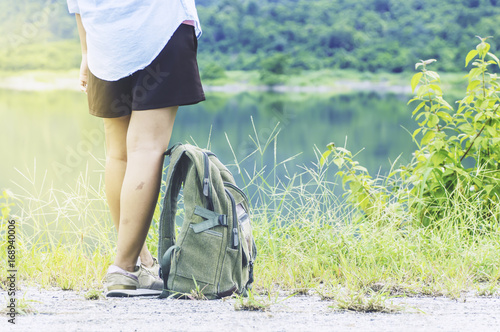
[158,143,215,258]
[158,144,188,260]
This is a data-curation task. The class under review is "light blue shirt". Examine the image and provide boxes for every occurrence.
[67,0,202,81]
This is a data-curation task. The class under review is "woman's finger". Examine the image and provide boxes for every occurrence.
[80,78,88,94]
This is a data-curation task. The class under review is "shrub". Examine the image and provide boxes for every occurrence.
[322,37,500,226]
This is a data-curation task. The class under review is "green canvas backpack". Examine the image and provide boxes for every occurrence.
[158,143,257,299]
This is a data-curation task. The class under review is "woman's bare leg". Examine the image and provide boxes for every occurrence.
[103,115,130,232]
[103,109,173,269]
[112,107,178,272]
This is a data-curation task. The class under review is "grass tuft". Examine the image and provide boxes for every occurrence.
[84,289,104,300]
[187,278,208,301]
[332,289,403,313]
[233,290,281,312]
[0,295,38,315]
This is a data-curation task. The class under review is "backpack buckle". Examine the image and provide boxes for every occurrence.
[218,215,228,226]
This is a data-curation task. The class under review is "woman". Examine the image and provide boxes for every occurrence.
[67,0,205,297]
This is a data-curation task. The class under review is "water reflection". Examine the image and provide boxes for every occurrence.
[174,91,417,180]
[1,89,418,192]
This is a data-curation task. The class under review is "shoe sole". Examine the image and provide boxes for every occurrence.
[106,289,162,298]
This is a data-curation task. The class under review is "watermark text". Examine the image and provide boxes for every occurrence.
[6,219,17,324]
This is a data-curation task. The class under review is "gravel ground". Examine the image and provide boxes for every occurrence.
[2,288,500,331]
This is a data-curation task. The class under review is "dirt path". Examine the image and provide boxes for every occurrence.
[2,288,500,331]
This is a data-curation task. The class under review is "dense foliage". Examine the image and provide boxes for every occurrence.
[197,0,500,73]
[1,0,500,72]
[323,38,500,226]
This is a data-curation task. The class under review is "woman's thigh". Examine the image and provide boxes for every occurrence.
[126,107,178,154]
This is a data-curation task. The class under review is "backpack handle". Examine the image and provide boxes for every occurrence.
[164,142,182,156]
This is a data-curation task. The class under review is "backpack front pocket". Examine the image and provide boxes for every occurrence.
[171,226,224,286]
[217,247,239,297]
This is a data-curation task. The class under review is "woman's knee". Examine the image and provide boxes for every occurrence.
[126,107,177,155]
[103,116,130,158]
[106,149,127,164]
[126,141,168,159]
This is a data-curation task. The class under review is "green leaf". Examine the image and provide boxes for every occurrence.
[441,100,453,110]
[412,101,426,116]
[412,127,422,139]
[320,150,331,167]
[468,67,482,81]
[334,158,344,168]
[477,42,491,58]
[407,97,419,105]
[426,71,440,82]
[473,137,483,149]
[482,137,489,149]
[433,139,444,150]
[436,111,453,123]
[486,125,497,137]
[417,84,430,97]
[421,130,436,145]
[465,94,475,105]
[458,123,473,134]
[465,50,478,67]
[474,112,485,122]
[467,80,481,92]
[429,84,443,96]
[423,59,437,66]
[431,150,448,166]
[411,72,423,93]
[353,165,368,173]
[415,111,426,121]
[428,113,439,127]
[335,147,350,155]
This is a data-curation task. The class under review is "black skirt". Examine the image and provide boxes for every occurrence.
[87,24,205,118]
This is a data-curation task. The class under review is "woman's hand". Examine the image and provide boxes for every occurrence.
[79,53,89,94]
[75,14,88,93]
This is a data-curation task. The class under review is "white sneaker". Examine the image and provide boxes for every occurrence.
[104,265,163,297]
[141,257,161,279]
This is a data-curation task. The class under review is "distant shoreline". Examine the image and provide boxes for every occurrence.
[0,69,465,94]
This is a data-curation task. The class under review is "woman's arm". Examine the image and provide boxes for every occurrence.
[75,14,88,93]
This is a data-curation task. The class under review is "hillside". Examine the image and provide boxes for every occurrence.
[1,0,500,72]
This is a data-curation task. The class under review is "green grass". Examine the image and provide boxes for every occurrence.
[1,129,499,312]
[330,289,403,313]
[0,40,81,71]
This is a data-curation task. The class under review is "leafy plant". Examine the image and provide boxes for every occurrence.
[320,143,389,217]
[323,37,500,225]
[404,36,500,223]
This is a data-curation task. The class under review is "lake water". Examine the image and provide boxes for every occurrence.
[0,88,419,197]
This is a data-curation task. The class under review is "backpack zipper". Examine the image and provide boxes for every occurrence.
[223,182,249,203]
[202,152,214,210]
[224,188,239,249]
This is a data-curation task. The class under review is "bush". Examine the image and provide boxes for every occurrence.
[201,62,226,80]
[322,37,500,226]
[259,53,289,85]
